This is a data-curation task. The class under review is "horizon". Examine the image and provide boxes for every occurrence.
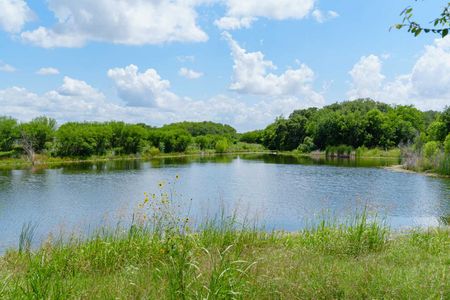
[1,0,449,131]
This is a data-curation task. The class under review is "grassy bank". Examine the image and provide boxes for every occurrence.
[1,215,448,299]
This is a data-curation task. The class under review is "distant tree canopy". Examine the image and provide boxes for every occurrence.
[161,121,236,137]
[0,119,241,157]
[260,99,449,151]
[394,1,450,38]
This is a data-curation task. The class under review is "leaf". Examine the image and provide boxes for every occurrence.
[443,29,449,38]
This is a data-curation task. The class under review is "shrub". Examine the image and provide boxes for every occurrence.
[423,141,440,158]
[215,139,229,153]
[297,137,316,153]
[445,134,450,154]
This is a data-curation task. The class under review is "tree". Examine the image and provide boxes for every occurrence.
[427,121,447,141]
[394,1,450,38]
[20,116,57,153]
[0,117,19,152]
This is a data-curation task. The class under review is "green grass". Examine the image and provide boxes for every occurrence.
[0,212,448,299]
[356,147,402,158]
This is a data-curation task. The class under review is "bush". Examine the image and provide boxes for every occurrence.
[445,134,450,154]
[326,145,353,157]
[423,141,440,158]
[215,139,229,153]
[297,137,316,153]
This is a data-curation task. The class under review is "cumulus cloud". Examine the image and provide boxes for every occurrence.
[0,78,117,122]
[0,0,34,33]
[107,64,181,109]
[0,61,16,72]
[36,67,60,75]
[347,37,450,111]
[215,0,318,30]
[223,32,324,106]
[21,0,208,48]
[178,67,203,79]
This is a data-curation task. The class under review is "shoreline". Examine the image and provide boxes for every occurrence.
[384,164,450,178]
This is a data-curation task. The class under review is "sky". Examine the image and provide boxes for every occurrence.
[0,0,449,132]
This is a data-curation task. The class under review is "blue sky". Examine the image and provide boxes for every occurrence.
[0,0,449,131]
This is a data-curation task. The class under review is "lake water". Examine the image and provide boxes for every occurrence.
[0,154,449,252]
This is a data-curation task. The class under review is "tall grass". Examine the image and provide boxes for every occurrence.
[402,145,450,176]
[0,209,448,299]
[18,222,37,254]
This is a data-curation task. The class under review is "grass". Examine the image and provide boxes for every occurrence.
[0,211,448,299]
[356,147,402,158]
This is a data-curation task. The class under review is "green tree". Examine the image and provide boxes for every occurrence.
[427,121,447,141]
[444,133,450,153]
[0,117,19,152]
[20,116,57,153]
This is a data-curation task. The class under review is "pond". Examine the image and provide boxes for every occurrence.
[0,154,449,252]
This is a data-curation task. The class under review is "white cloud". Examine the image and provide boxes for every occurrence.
[21,0,208,48]
[311,9,339,23]
[214,16,255,30]
[223,32,324,106]
[347,37,450,110]
[179,67,203,79]
[215,0,318,30]
[36,67,60,75]
[0,0,34,33]
[107,64,181,109]
[348,55,385,99]
[0,78,117,122]
[0,61,16,72]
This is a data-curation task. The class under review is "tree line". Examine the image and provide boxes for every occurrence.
[1,99,449,162]
[242,99,450,154]
[0,119,239,158]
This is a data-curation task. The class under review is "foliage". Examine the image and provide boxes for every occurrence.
[19,116,56,153]
[162,121,236,138]
[215,139,229,153]
[423,141,440,158]
[260,99,430,152]
[239,130,264,144]
[297,137,316,153]
[394,1,450,38]
[0,117,19,152]
[427,121,448,142]
[56,123,113,157]
[445,133,450,154]
[325,145,353,157]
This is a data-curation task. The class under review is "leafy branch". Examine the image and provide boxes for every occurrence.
[393,1,450,38]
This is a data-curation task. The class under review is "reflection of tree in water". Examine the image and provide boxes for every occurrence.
[150,155,236,168]
[240,154,399,168]
[60,159,143,174]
